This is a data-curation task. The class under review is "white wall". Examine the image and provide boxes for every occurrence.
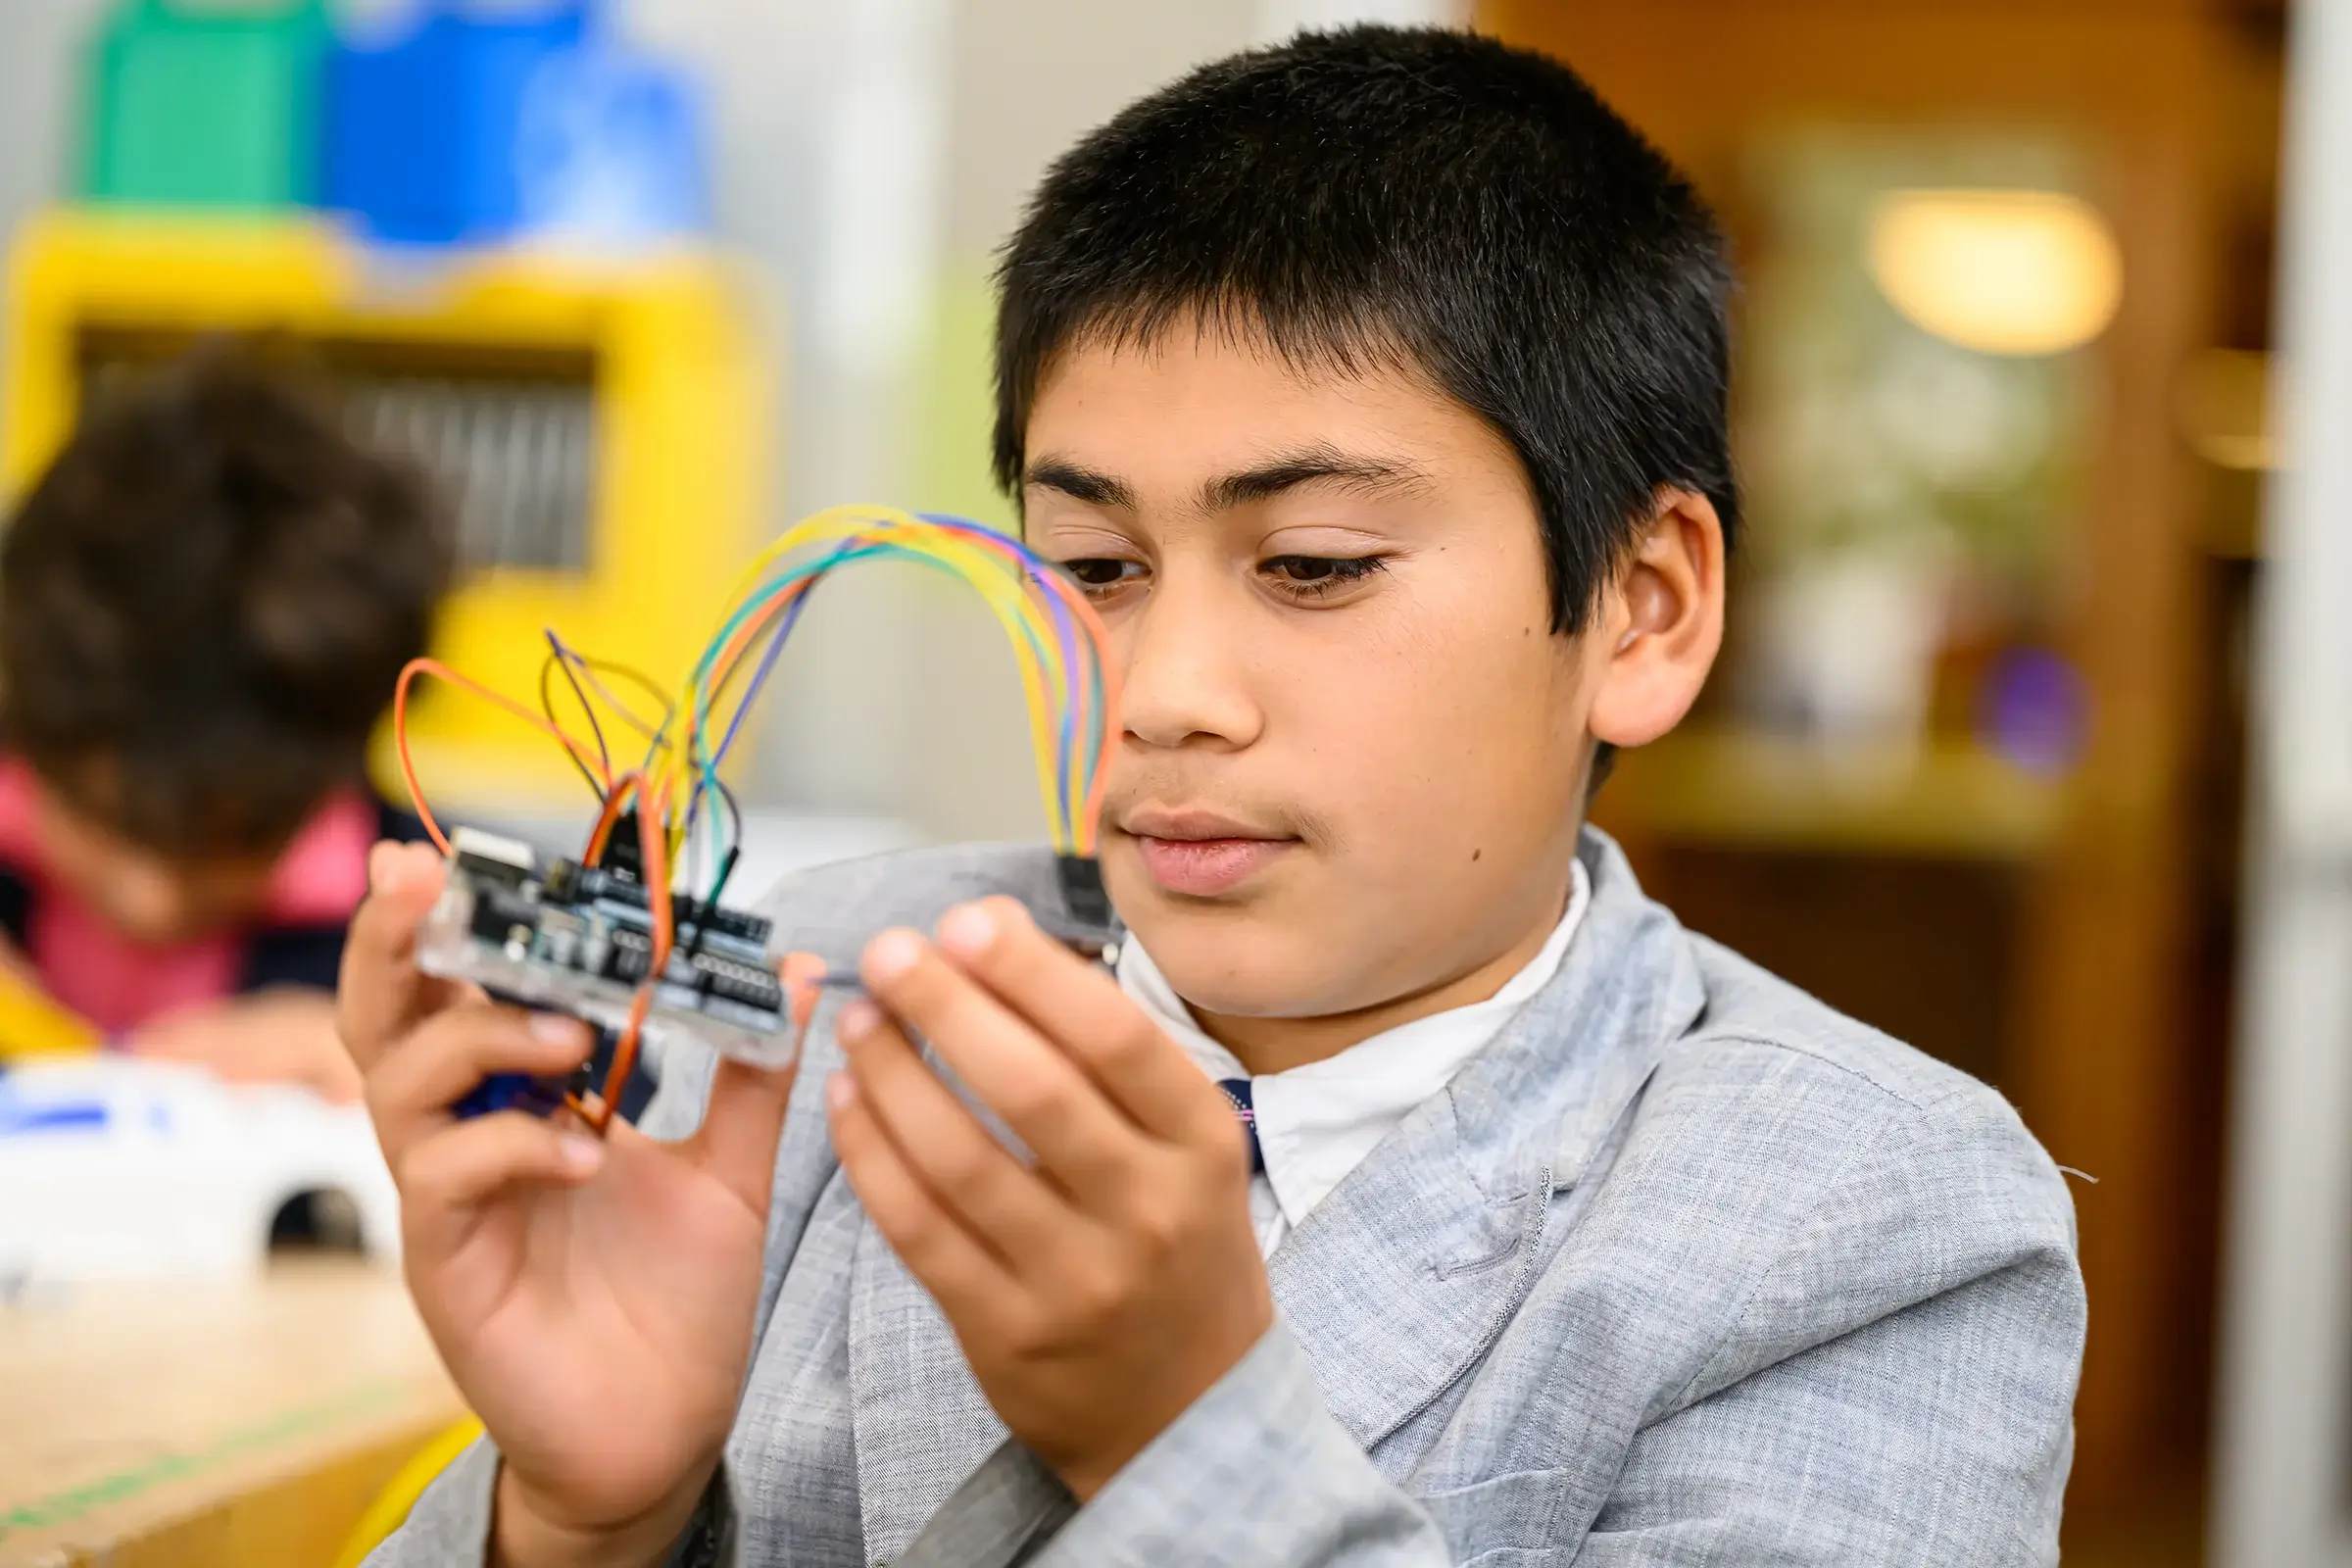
[0,0,1459,846]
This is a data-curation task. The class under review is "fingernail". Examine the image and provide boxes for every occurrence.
[837,1000,880,1042]
[826,1072,858,1113]
[863,929,922,982]
[560,1133,605,1174]
[530,1013,588,1050]
[368,841,394,893]
[937,903,995,957]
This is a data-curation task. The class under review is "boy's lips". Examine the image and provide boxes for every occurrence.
[1118,808,1297,898]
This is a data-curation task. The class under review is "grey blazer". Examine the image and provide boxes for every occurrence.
[373,830,2084,1565]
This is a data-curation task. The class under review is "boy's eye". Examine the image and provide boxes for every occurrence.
[1058,558,1146,591]
[1261,555,1388,596]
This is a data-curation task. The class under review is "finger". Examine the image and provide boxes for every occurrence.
[397,1110,606,1233]
[279,1026,368,1103]
[835,998,1080,1266]
[825,1070,1018,1322]
[858,928,1139,1194]
[691,951,824,1206]
[312,1054,367,1104]
[936,899,1230,1146]
[781,951,828,1031]
[694,1056,797,1212]
[366,1005,597,1158]
[337,842,464,1071]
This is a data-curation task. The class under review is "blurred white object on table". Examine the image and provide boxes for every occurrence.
[0,1057,399,1289]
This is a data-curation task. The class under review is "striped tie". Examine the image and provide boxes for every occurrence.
[1216,1077,1264,1175]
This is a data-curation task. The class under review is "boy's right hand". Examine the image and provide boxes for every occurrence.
[341,842,816,1567]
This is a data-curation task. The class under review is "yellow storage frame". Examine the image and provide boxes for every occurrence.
[1,210,770,810]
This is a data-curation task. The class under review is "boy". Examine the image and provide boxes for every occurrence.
[349,26,2083,1565]
[0,344,447,1096]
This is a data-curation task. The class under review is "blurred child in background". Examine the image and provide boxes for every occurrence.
[0,343,450,1099]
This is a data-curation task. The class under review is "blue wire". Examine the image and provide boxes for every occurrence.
[710,552,835,771]
[672,540,880,873]
[672,517,1095,867]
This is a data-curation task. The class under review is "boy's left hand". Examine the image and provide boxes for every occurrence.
[827,896,1271,1501]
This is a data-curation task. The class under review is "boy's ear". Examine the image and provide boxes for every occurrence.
[1585,487,1726,751]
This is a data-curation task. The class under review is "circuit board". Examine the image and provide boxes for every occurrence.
[416,826,795,1069]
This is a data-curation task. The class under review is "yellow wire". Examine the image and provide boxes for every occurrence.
[666,507,1081,849]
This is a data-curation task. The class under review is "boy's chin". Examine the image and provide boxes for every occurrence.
[1117,901,1349,1019]
[1103,844,1360,1014]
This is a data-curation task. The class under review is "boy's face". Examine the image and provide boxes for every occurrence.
[30,776,279,947]
[1025,330,1697,1026]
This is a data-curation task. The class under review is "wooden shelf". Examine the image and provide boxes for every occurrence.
[1595,727,2068,861]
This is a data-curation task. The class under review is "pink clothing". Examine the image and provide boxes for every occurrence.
[0,760,375,1035]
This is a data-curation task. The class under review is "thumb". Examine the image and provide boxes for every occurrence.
[337,841,456,1070]
[691,952,825,1213]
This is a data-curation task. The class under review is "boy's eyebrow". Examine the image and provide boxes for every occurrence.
[1024,460,1137,510]
[1023,447,1434,514]
[1198,447,1432,512]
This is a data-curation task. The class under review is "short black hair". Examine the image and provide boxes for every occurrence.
[1,341,451,856]
[994,24,1737,635]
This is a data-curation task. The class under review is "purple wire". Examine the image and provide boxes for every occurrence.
[1036,570,1081,822]
[920,514,1092,829]
[710,583,808,774]
[672,579,813,868]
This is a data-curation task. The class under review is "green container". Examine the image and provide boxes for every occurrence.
[80,0,328,210]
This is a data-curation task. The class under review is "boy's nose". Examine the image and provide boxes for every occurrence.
[1117,580,1264,752]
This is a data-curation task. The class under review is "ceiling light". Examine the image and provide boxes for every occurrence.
[1866,188,2124,357]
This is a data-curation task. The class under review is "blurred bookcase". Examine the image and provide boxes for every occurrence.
[1491,0,2284,1550]
[0,211,767,811]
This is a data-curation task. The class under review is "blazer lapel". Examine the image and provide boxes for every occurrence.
[848,1215,1009,1563]
[1268,831,1707,1455]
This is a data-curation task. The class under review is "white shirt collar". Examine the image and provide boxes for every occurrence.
[1117,858,1591,1252]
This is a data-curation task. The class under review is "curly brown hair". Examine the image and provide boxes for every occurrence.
[0,341,452,857]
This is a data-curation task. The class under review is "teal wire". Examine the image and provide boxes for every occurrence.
[689,538,1088,845]
[662,525,1101,871]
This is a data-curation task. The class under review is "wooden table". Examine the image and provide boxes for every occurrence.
[0,1260,465,1567]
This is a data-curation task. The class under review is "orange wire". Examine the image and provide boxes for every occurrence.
[394,658,610,856]
[591,780,674,1133]
[959,528,1123,844]
[1024,565,1124,855]
[583,773,642,865]
[684,580,809,785]
[707,583,804,693]
[689,530,1121,853]
[394,520,1121,1134]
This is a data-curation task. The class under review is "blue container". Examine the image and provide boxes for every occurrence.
[514,45,710,246]
[322,0,591,246]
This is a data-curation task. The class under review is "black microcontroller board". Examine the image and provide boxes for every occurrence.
[416,827,796,1068]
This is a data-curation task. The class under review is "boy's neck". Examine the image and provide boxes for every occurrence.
[1189,867,1579,1077]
